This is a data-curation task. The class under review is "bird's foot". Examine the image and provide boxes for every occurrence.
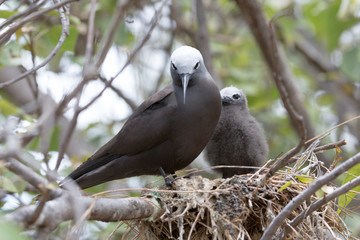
[159,167,177,186]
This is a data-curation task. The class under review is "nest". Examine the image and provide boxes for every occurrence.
[116,139,354,239]
[131,169,349,240]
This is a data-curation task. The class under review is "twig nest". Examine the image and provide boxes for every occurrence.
[138,172,346,240]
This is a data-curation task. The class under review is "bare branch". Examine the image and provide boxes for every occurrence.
[94,0,132,69]
[312,139,347,153]
[5,157,47,191]
[279,175,360,239]
[152,35,175,93]
[76,0,167,114]
[285,139,347,167]
[260,152,360,240]
[54,93,82,171]
[83,0,97,74]
[234,0,315,141]
[6,192,163,238]
[195,0,222,88]
[0,0,78,46]
[99,75,138,111]
[0,0,47,31]
[0,1,72,89]
[264,10,306,177]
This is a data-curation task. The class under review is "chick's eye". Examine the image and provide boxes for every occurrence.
[194,61,200,70]
[171,62,177,70]
[233,94,240,99]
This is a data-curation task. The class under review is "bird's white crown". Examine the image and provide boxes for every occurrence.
[170,46,203,74]
[220,86,244,98]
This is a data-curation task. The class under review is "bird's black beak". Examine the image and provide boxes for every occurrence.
[222,96,232,105]
[180,74,190,104]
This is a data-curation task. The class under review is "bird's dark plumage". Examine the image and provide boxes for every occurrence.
[205,86,268,178]
[67,46,221,189]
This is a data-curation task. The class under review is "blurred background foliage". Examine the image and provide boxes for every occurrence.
[0,0,359,238]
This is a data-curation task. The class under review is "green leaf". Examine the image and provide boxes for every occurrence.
[0,41,23,67]
[303,0,358,51]
[0,10,18,19]
[95,13,134,46]
[34,25,79,69]
[49,126,60,152]
[0,169,27,194]
[295,176,313,184]
[26,136,40,150]
[338,164,360,213]
[26,125,60,151]
[278,181,292,192]
[341,47,360,82]
[0,218,28,240]
[0,98,20,116]
[0,176,18,193]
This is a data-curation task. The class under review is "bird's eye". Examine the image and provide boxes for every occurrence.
[171,62,177,70]
[233,94,240,99]
[194,61,200,70]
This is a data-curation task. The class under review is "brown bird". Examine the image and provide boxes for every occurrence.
[205,86,268,178]
[66,46,221,189]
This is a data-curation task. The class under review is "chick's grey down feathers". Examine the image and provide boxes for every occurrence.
[67,46,221,189]
[205,86,268,178]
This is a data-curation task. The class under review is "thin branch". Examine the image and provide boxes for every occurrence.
[111,0,168,81]
[305,115,360,144]
[169,3,196,39]
[312,139,346,153]
[260,152,360,240]
[276,116,360,171]
[5,157,47,191]
[285,139,347,166]
[234,0,315,141]
[54,0,97,171]
[0,0,77,46]
[0,0,47,31]
[77,0,167,113]
[55,93,82,171]
[152,34,175,93]
[0,2,72,89]
[28,186,50,227]
[266,10,306,177]
[279,175,360,239]
[195,0,222,87]
[99,75,138,111]
[83,0,97,75]
[94,0,132,69]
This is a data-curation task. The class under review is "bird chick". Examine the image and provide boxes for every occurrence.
[205,86,268,178]
[65,46,221,189]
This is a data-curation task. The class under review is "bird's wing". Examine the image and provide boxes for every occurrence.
[68,85,175,181]
[107,84,175,155]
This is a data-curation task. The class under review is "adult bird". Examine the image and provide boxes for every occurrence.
[205,86,268,178]
[66,46,221,189]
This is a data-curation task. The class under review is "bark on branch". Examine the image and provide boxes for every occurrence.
[234,0,315,141]
[6,191,163,239]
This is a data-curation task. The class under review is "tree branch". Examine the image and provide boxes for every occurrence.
[260,152,360,240]
[234,0,315,142]
[6,192,163,239]
[0,0,78,46]
[279,174,360,239]
[0,0,47,31]
[94,0,132,69]
[195,0,222,87]
[5,157,47,192]
[0,0,73,89]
